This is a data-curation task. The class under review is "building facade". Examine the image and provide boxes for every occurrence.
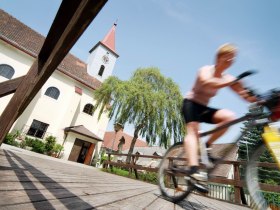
[0,9,118,165]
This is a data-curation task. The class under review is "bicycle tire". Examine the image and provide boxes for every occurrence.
[158,142,194,203]
[245,144,279,210]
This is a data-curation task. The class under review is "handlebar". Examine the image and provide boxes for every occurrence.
[234,70,280,121]
[230,70,257,86]
[236,70,257,81]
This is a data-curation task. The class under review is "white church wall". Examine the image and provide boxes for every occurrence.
[0,40,34,116]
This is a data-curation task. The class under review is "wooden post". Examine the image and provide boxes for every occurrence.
[132,156,138,179]
[0,0,107,145]
[0,76,25,98]
[234,163,241,204]
[166,158,172,188]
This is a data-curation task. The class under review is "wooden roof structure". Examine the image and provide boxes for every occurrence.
[0,0,108,145]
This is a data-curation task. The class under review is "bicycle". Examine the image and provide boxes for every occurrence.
[158,71,280,210]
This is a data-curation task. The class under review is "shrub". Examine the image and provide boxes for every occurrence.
[138,171,158,184]
[52,143,64,157]
[25,137,35,147]
[4,133,19,147]
[19,140,26,149]
[45,136,56,155]
[31,139,45,154]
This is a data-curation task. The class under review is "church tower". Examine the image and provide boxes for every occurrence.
[87,23,119,82]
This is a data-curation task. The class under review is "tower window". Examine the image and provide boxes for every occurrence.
[83,103,94,115]
[0,64,15,79]
[45,87,60,99]
[98,65,105,77]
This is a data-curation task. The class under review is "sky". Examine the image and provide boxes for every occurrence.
[1,0,279,144]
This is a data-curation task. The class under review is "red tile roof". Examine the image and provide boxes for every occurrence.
[103,131,148,151]
[0,9,102,90]
[100,23,118,55]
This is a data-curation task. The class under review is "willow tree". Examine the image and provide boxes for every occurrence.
[93,67,184,162]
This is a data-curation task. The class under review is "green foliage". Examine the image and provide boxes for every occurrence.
[3,133,63,158]
[93,67,184,150]
[238,107,265,164]
[53,143,63,153]
[263,191,280,207]
[138,171,158,184]
[31,139,45,154]
[52,143,64,156]
[238,107,280,186]
[25,137,35,147]
[4,132,19,147]
[108,167,130,177]
[103,167,158,184]
[45,136,56,154]
[100,150,107,164]
[19,140,26,149]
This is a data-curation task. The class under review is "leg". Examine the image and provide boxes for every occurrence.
[206,109,235,146]
[184,122,209,194]
[184,122,200,166]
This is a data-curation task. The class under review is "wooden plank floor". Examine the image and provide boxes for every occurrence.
[0,144,251,210]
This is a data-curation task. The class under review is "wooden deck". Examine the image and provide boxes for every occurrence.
[0,145,251,210]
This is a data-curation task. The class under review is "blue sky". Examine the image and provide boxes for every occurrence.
[1,0,279,144]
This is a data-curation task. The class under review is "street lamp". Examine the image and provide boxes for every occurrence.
[239,139,254,161]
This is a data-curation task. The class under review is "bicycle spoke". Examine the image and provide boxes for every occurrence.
[158,142,193,202]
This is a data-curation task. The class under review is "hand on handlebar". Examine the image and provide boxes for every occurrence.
[241,89,258,103]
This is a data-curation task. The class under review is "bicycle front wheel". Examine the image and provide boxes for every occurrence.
[158,142,193,203]
[245,144,280,210]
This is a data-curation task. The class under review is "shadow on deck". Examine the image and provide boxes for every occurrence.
[0,145,250,210]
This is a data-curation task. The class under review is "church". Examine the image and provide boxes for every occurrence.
[0,9,118,165]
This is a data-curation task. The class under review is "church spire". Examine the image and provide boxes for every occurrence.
[100,22,117,54]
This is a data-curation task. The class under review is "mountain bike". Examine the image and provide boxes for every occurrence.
[158,72,280,210]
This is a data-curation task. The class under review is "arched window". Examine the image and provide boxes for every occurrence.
[0,64,15,79]
[98,65,105,77]
[45,87,60,99]
[83,103,94,115]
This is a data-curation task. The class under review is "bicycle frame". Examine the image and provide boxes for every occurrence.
[199,112,260,138]
[197,112,262,166]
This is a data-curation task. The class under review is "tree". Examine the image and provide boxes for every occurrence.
[238,106,280,185]
[93,67,184,162]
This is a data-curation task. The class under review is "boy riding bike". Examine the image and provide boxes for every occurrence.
[182,43,257,193]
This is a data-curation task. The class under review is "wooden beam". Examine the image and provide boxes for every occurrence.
[0,0,107,144]
[0,76,25,97]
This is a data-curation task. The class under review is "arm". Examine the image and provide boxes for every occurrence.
[230,80,257,103]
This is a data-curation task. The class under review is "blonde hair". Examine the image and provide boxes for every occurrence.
[216,43,237,57]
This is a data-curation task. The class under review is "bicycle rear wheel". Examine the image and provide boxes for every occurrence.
[245,144,280,210]
[158,142,193,203]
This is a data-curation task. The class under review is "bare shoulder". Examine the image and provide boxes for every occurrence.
[199,65,212,72]
[198,65,213,78]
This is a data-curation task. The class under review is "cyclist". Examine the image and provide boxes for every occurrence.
[182,43,256,193]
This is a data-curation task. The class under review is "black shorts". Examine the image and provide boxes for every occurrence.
[181,99,219,124]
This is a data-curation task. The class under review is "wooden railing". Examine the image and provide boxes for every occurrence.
[103,152,280,207]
